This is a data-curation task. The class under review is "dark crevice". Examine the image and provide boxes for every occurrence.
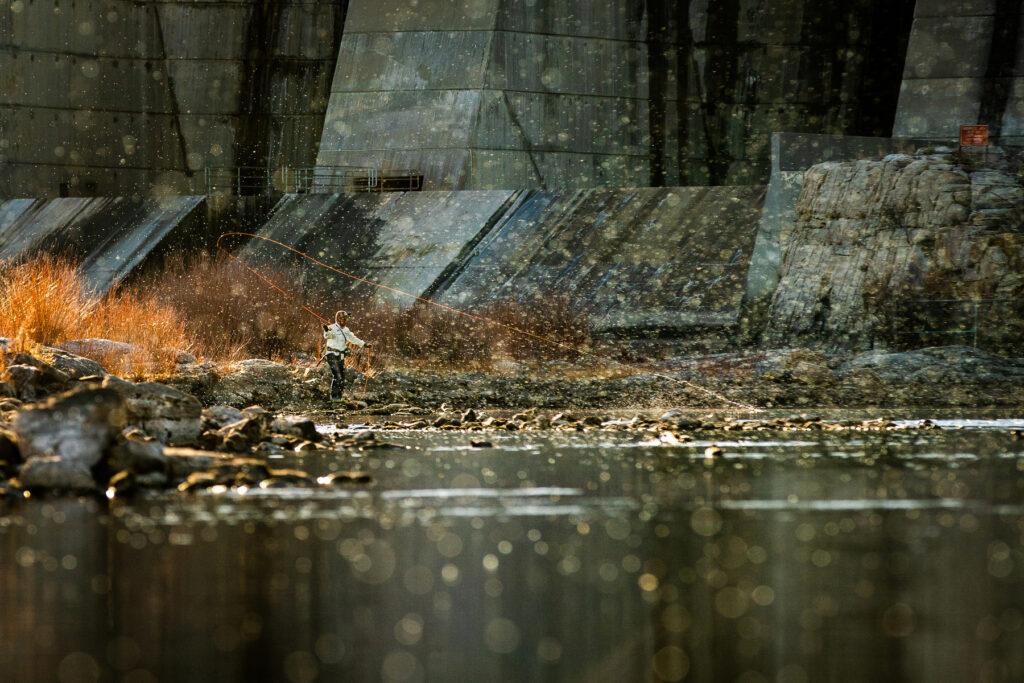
[851,0,917,137]
[701,0,741,185]
[645,0,673,186]
[235,1,286,181]
[978,0,1021,139]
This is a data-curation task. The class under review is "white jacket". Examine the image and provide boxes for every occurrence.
[323,322,365,354]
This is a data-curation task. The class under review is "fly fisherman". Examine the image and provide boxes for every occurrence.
[322,310,370,403]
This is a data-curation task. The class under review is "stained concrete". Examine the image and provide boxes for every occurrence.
[894,0,1024,144]
[240,191,517,306]
[0,196,206,292]
[244,187,765,336]
[317,0,915,189]
[432,187,765,332]
[0,0,346,197]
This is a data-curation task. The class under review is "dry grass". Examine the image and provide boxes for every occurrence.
[139,255,591,370]
[0,256,190,377]
[138,254,316,361]
[342,295,591,370]
[1,254,595,378]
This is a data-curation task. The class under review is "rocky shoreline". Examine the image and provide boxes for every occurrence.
[0,342,1022,500]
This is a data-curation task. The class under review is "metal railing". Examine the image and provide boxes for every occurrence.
[201,166,423,196]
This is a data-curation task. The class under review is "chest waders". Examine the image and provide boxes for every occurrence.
[326,351,348,402]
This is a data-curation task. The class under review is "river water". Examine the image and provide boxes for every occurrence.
[2,418,1023,682]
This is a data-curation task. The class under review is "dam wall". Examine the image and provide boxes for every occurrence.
[0,196,206,293]
[316,0,916,189]
[894,0,1024,144]
[0,0,347,198]
[244,187,765,337]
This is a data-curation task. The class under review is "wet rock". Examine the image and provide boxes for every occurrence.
[318,471,372,486]
[705,445,724,457]
[164,448,269,484]
[217,414,268,451]
[470,439,493,448]
[19,457,96,492]
[177,471,221,493]
[259,469,314,488]
[102,377,202,445]
[461,408,480,423]
[13,387,126,467]
[108,430,167,475]
[201,405,244,430]
[0,381,15,398]
[271,416,319,442]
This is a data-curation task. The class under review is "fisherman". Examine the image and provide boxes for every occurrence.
[322,310,369,403]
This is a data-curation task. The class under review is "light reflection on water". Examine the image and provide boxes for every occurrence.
[1,424,1023,682]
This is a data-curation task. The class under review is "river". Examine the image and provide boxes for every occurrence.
[2,417,1023,682]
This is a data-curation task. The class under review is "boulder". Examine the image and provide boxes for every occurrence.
[108,430,167,475]
[4,355,71,400]
[756,349,837,386]
[19,456,95,492]
[61,339,134,358]
[201,405,244,430]
[38,347,107,379]
[12,387,126,467]
[102,377,202,445]
[209,359,295,406]
[175,350,198,365]
[270,415,320,441]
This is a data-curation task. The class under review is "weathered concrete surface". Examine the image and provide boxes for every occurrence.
[763,152,1024,352]
[318,0,915,189]
[432,187,766,332]
[0,0,346,197]
[241,191,517,306]
[0,196,206,292]
[243,187,764,336]
[894,0,1024,144]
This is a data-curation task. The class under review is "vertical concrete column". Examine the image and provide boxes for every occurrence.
[894,0,1024,144]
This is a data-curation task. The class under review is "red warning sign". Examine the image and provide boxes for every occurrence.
[960,124,989,147]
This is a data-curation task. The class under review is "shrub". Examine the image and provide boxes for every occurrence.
[136,254,318,361]
[0,256,190,376]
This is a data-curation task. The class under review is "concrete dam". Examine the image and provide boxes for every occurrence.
[1,0,1022,350]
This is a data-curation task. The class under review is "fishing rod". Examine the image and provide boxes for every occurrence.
[215,232,760,411]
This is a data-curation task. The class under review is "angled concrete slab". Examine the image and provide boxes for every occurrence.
[0,196,206,293]
[239,191,518,308]
[431,187,766,332]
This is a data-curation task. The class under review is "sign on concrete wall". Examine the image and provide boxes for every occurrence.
[960,125,989,147]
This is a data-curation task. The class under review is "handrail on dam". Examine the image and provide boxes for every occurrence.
[201,166,423,196]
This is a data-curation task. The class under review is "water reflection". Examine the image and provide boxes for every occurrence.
[1,425,1023,682]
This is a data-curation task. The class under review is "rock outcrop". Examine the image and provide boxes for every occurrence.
[764,152,1024,351]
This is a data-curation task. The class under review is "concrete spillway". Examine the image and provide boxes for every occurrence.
[0,196,205,292]
[243,187,764,335]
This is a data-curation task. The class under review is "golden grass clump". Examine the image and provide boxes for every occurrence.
[0,256,191,377]
[138,254,317,361]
